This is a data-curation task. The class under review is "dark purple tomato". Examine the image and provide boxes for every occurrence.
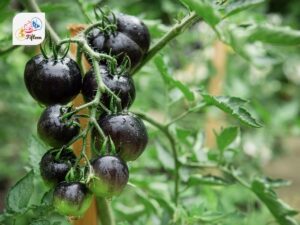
[93,113,148,161]
[86,13,151,68]
[115,13,151,53]
[24,54,82,105]
[53,182,92,217]
[81,65,135,110]
[89,155,129,197]
[37,105,80,148]
[39,148,76,186]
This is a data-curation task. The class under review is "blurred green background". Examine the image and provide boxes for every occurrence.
[0,0,300,224]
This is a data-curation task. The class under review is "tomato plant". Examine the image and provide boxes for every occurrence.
[0,0,300,225]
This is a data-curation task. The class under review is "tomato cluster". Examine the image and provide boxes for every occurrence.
[23,13,150,217]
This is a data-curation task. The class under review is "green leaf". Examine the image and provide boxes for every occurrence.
[30,219,51,225]
[6,171,34,213]
[248,25,300,46]
[251,178,299,225]
[202,94,262,128]
[216,127,239,151]
[188,174,229,186]
[28,136,47,173]
[223,0,265,18]
[179,0,221,27]
[154,55,195,101]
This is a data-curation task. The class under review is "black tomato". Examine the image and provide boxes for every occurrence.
[89,156,129,197]
[24,54,82,105]
[39,148,76,186]
[115,13,151,53]
[86,13,150,68]
[81,65,135,110]
[37,105,80,148]
[53,182,92,217]
[93,113,148,161]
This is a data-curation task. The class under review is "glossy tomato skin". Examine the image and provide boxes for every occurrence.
[37,105,80,148]
[89,156,129,197]
[116,13,151,53]
[86,13,150,68]
[24,54,82,105]
[53,182,92,217]
[87,30,143,68]
[81,65,135,110]
[94,113,148,161]
[40,148,76,186]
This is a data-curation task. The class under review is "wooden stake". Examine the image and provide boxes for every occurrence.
[205,41,228,148]
[68,24,98,225]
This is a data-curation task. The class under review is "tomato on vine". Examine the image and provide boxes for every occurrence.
[24,54,82,105]
[53,182,93,217]
[86,13,150,68]
[37,105,80,148]
[89,155,129,197]
[82,64,136,110]
[39,148,76,186]
[93,113,148,161]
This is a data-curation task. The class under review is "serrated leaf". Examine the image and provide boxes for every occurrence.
[6,171,34,213]
[188,174,229,186]
[216,127,239,151]
[28,136,47,173]
[202,94,262,128]
[30,219,51,225]
[248,25,300,46]
[154,55,195,101]
[223,0,265,18]
[251,178,299,225]
[179,0,221,27]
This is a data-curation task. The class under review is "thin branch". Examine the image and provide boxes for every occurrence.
[166,103,207,127]
[131,12,201,75]
[0,46,20,56]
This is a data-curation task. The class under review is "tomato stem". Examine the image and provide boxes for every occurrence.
[131,11,201,75]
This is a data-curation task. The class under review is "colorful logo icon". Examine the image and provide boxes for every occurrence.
[13,13,45,45]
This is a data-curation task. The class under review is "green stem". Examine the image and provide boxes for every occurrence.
[60,101,97,120]
[96,198,115,225]
[166,103,207,127]
[0,46,20,56]
[131,12,200,75]
[135,112,180,205]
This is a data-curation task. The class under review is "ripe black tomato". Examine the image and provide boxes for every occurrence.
[89,155,129,197]
[37,105,80,148]
[115,13,151,53]
[53,182,92,217]
[39,148,76,186]
[81,65,135,110]
[93,113,148,161]
[24,54,82,105]
[86,13,150,68]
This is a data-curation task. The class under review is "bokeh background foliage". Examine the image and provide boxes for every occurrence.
[0,0,300,224]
